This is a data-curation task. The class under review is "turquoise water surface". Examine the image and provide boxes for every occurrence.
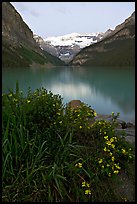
[2,66,135,122]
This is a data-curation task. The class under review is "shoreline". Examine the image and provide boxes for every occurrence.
[94,113,135,145]
[68,100,135,145]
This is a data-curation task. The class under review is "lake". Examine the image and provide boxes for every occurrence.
[2,66,135,122]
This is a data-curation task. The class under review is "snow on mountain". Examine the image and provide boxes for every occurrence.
[44,32,104,48]
[34,32,105,63]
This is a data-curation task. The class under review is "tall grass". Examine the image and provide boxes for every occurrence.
[2,82,135,202]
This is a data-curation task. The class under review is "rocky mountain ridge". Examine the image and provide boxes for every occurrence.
[70,11,135,66]
[2,2,65,68]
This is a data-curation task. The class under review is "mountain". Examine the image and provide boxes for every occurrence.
[70,12,135,66]
[2,2,65,68]
[34,32,104,63]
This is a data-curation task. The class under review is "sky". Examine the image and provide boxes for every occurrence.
[11,2,135,39]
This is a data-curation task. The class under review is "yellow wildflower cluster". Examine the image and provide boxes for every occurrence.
[104,136,117,149]
[98,153,121,177]
[82,181,91,195]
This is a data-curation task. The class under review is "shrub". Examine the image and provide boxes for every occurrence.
[2,84,134,202]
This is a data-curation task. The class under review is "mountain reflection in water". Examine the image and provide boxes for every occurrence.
[2,66,135,122]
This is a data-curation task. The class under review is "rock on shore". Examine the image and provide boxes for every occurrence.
[68,100,135,145]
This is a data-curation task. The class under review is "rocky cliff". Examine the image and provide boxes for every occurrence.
[70,12,135,66]
[2,2,65,68]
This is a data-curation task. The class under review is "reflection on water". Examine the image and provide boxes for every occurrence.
[2,66,135,122]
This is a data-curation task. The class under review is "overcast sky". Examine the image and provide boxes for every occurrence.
[11,2,135,39]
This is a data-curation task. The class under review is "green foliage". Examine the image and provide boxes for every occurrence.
[17,46,47,65]
[2,84,134,202]
[70,36,135,67]
[64,102,96,133]
[2,40,65,68]
[84,38,135,66]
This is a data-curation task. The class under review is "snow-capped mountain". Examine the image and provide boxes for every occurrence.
[44,32,104,48]
[34,32,104,63]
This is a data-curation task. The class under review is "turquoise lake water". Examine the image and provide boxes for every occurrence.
[2,66,135,122]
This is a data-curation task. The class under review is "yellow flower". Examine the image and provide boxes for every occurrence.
[123,198,128,202]
[129,148,132,151]
[110,138,114,143]
[104,131,106,135]
[107,164,110,167]
[116,165,121,170]
[98,159,103,164]
[113,137,117,141]
[111,156,115,161]
[79,126,82,129]
[104,147,107,152]
[94,112,97,116]
[82,182,90,188]
[111,144,115,149]
[59,121,62,124]
[110,152,112,156]
[75,163,82,168]
[122,149,126,154]
[9,93,12,97]
[106,141,111,146]
[57,112,61,115]
[104,136,108,140]
[85,189,91,195]
[82,182,86,187]
[27,100,31,103]
[77,114,80,117]
[78,163,82,168]
[114,170,119,174]
[86,183,90,188]
[102,165,104,168]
